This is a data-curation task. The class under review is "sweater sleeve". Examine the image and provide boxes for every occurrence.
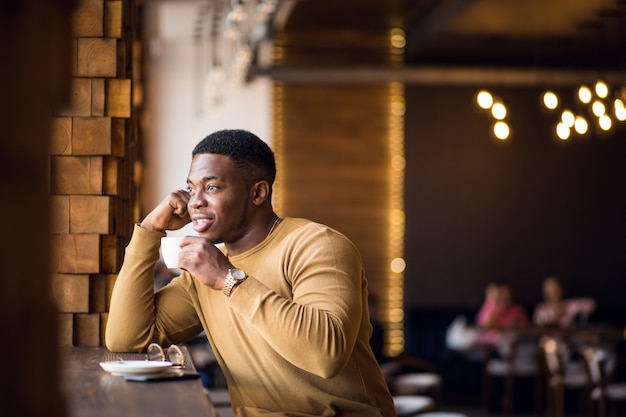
[105,225,203,352]
[227,224,365,379]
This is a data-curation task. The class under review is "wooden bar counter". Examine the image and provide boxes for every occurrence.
[60,346,219,417]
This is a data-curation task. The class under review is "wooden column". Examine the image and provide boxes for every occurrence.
[270,0,406,356]
[49,0,143,346]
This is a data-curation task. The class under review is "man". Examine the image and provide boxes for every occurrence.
[106,129,397,416]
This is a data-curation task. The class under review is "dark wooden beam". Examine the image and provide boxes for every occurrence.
[249,64,626,86]
[404,0,477,57]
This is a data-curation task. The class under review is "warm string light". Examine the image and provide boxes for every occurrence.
[387,81,405,357]
[475,90,511,140]
[542,90,578,140]
[512,80,626,141]
[614,98,626,121]
[573,80,624,135]
[543,91,559,110]
[476,80,625,143]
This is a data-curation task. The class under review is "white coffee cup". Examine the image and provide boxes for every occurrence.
[160,236,185,269]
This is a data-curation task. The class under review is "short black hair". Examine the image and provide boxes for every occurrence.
[192,129,276,185]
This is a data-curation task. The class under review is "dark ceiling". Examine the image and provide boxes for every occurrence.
[404,0,625,68]
[262,0,626,84]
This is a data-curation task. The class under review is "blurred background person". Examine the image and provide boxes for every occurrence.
[477,283,529,329]
[476,282,501,328]
[534,276,596,327]
[476,283,529,346]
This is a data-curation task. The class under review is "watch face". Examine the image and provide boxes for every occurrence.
[231,269,246,280]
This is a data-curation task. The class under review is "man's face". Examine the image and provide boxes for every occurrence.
[186,153,251,244]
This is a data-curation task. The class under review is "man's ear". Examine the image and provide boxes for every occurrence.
[251,180,270,206]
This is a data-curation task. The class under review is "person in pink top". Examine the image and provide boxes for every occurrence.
[476,283,529,345]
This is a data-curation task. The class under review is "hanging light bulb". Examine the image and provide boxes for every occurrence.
[493,121,510,140]
[491,101,507,120]
[561,110,575,127]
[578,85,592,104]
[543,91,559,110]
[476,90,493,109]
[614,98,626,121]
[574,116,588,134]
[390,28,406,49]
[592,100,606,117]
[556,122,570,140]
[598,114,612,131]
[595,80,609,98]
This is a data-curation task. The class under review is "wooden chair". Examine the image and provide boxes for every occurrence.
[482,331,543,416]
[539,336,589,417]
[380,353,443,405]
[583,346,626,417]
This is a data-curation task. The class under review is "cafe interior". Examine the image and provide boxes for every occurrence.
[3,0,626,416]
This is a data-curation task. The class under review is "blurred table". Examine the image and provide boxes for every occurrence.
[60,346,219,417]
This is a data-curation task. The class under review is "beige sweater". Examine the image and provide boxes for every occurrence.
[106,217,396,417]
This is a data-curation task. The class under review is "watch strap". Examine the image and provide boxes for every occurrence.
[223,268,245,297]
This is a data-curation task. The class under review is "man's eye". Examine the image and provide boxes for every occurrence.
[207,185,217,191]
[184,186,194,193]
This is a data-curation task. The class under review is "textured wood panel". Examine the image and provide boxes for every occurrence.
[59,78,93,116]
[103,156,123,194]
[106,78,131,117]
[51,195,70,233]
[71,0,104,37]
[90,274,109,312]
[92,78,106,115]
[104,1,123,39]
[50,117,72,155]
[49,0,142,348]
[111,118,126,156]
[76,37,117,77]
[52,233,101,273]
[58,313,74,346]
[50,156,103,194]
[74,313,101,346]
[101,234,123,272]
[52,274,90,312]
[72,116,114,155]
[70,195,112,234]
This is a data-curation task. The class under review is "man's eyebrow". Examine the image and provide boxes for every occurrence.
[187,175,221,184]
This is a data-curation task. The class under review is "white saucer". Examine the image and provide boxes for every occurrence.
[100,360,173,376]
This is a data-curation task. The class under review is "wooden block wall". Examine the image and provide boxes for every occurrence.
[50,0,143,346]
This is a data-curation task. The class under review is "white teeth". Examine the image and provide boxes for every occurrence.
[196,219,207,224]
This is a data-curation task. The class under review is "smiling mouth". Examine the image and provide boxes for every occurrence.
[193,217,213,233]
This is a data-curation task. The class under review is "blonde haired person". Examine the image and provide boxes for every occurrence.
[534,276,596,327]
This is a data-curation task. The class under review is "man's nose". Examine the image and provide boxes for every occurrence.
[189,191,206,208]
